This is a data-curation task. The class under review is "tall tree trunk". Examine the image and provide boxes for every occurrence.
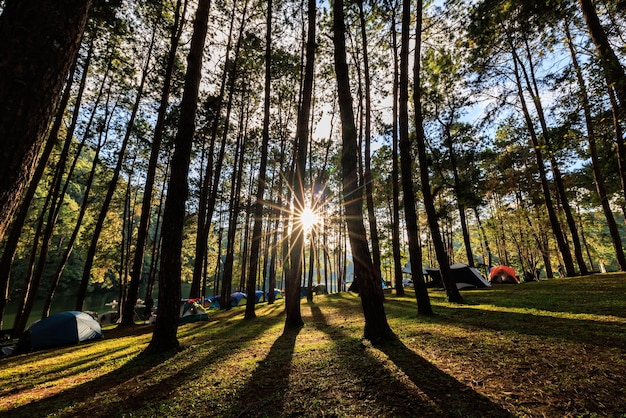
[42,136,104,318]
[0,0,92,243]
[519,34,587,276]
[564,23,626,270]
[76,32,154,311]
[333,0,396,342]
[441,123,474,266]
[285,0,316,330]
[411,0,463,304]
[388,1,404,296]
[357,0,382,278]
[399,0,433,312]
[0,41,87,330]
[221,93,249,310]
[146,0,211,354]
[145,158,169,303]
[578,0,626,113]
[122,0,186,326]
[473,207,492,268]
[190,0,238,299]
[608,84,626,207]
[245,0,273,319]
[508,37,575,277]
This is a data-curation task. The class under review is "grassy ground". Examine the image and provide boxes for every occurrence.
[1,273,625,417]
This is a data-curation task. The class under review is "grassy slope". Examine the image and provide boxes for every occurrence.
[1,274,625,418]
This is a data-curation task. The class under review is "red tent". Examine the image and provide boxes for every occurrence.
[489,265,520,284]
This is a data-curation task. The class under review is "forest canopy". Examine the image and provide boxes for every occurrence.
[0,0,624,346]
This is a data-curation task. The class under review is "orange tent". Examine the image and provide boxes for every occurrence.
[489,265,520,284]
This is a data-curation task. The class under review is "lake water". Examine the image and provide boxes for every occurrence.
[2,291,120,330]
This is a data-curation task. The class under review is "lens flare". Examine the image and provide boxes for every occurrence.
[299,206,319,230]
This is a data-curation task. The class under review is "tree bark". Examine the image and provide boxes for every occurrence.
[146,0,211,354]
[357,0,382,279]
[123,0,185,325]
[334,0,396,342]
[76,32,153,312]
[0,0,92,243]
[245,0,273,319]
[578,0,626,112]
[411,0,463,304]
[508,37,575,277]
[285,0,316,330]
[399,0,434,312]
[564,23,626,271]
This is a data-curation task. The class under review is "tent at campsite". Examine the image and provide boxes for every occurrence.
[17,311,103,352]
[230,292,247,306]
[423,263,491,290]
[204,292,248,309]
[179,300,209,324]
[489,265,520,284]
[254,290,265,303]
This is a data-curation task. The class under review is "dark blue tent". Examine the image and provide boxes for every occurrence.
[18,311,103,352]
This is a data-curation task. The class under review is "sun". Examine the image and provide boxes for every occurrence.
[299,206,319,231]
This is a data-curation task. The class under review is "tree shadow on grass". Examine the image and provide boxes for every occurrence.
[309,305,514,418]
[3,314,285,417]
[377,340,514,418]
[385,298,626,350]
[228,326,301,418]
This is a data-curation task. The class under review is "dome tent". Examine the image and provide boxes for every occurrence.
[17,311,102,352]
[489,265,520,284]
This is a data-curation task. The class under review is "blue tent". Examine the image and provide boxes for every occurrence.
[230,292,247,306]
[18,311,102,352]
[254,290,265,303]
[179,301,209,324]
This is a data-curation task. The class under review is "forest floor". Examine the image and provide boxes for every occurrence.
[1,273,625,417]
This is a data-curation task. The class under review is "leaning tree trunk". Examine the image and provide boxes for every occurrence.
[0,0,92,243]
[411,0,464,304]
[334,0,396,342]
[123,0,185,325]
[508,39,575,277]
[0,42,85,330]
[189,0,238,298]
[564,23,626,271]
[146,0,212,354]
[442,124,474,267]
[578,0,626,112]
[520,34,587,276]
[76,37,153,312]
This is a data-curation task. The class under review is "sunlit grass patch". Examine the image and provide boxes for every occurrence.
[1,274,625,417]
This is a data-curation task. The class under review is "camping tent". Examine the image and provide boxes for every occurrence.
[489,265,520,284]
[179,300,209,324]
[422,263,491,290]
[230,292,247,306]
[17,311,103,352]
[449,263,491,289]
[267,289,283,300]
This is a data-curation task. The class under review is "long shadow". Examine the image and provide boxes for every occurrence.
[309,305,514,418]
[385,298,626,351]
[378,340,514,418]
[228,326,301,418]
[3,313,285,417]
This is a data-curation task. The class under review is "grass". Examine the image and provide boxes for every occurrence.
[1,273,625,417]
